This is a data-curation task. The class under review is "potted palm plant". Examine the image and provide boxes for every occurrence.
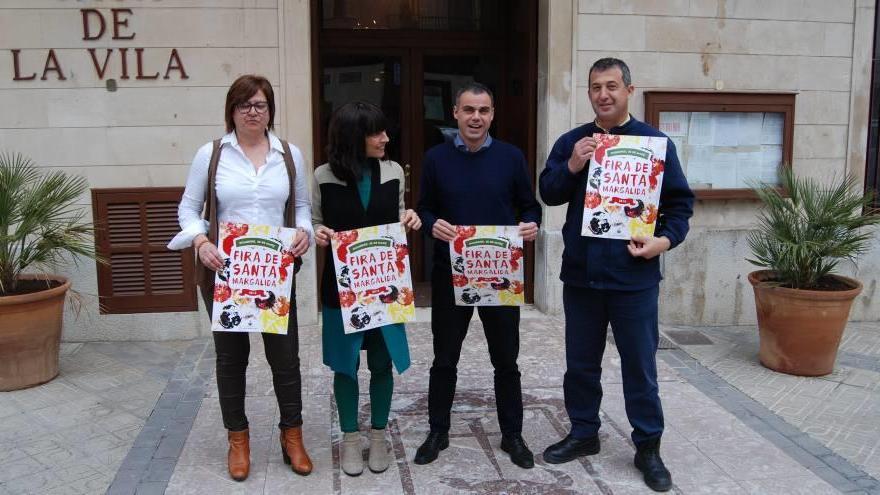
[0,152,98,391]
[747,168,880,376]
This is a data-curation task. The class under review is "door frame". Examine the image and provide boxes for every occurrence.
[310,0,538,303]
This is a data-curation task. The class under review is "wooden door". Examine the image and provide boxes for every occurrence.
[313,0,538,305]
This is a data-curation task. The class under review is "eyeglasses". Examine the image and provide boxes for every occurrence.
[235,101,269,114]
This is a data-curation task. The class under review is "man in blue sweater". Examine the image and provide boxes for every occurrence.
[539,58,694,492]
[415,82,542,469]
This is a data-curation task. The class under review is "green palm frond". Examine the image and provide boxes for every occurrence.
[0,151,102,295]
[747,168,880,289]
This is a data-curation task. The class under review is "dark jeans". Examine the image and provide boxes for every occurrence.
[428,264,523,436]
[211,307,303,432]
[562,283,663,445]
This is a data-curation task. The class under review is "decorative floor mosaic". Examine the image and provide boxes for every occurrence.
[3,317,878,494]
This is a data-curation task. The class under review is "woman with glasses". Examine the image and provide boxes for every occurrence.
[312,101,420,476]
[168,74,313,481]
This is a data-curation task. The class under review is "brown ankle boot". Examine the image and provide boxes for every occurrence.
[227,429,250,481]
[280,426,313,475]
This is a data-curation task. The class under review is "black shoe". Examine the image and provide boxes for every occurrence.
[542,434,600,464]
[500,435,534,469]
[413,431,449,465]
[634,437,672,492]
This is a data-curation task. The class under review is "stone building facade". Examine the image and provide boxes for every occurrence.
[0,0,876,340]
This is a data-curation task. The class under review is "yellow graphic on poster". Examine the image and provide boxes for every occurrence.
[582,134,667,240]
[211,223,296,334]
[331,222,415,334]
[449,225,524,306]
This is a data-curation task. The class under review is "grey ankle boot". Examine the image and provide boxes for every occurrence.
[368,428,390,473]
[341,431,363,476]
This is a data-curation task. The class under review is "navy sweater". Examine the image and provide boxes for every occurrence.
[418,139,542,266]
[539,117,694,291]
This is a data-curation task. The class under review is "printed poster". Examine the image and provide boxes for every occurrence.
[332,223,415,334]
[582,134,667,240]
[211,223,296,334]
[449,225,525,306]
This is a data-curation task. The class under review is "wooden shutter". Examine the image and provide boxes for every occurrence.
[92,187,197,314]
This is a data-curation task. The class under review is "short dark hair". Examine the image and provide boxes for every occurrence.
[326,101,388,184]
[589,58,632,86]
[454,82,494,106]
[224,74,275,133]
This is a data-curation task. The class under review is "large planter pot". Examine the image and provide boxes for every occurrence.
[0,275,71,391]
[748,270,861,376]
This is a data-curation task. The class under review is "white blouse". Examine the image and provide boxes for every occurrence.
[167,131,313,250]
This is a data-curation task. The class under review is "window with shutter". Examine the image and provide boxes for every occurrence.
[92,187,198,314]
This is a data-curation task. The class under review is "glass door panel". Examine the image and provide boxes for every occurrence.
[321,0,505,31]
[320,54,407,166]
[415,53,502,284]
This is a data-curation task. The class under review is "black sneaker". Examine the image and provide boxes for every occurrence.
[634,437,672,492]
[542,434,600,464]
[500,435,534,469]
[413,431,449,465]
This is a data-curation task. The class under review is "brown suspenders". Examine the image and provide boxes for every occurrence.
[196,138,299,313]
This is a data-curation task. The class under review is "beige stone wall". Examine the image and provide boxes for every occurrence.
[0,0,317,340]
[1,0,876,338]
[535,0,575,315]
[535,0,879,323]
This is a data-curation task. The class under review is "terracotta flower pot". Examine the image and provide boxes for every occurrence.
[748,270,861,376]
[0,274,71,391]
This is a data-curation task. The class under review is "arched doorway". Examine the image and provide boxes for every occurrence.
[312,0,538,304]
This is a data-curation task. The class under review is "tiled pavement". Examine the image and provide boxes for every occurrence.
[0,341,191,494]
[671,321,880,483]
[1,313,878,494]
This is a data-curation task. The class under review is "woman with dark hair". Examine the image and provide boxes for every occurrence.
[168,74,313,481]
[312,101,420,476]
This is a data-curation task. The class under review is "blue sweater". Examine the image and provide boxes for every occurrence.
[539,117,694,291]
[418,139,542,266]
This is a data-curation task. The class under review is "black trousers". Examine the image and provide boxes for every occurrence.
[210,303,303,432]
[428,264,523,436]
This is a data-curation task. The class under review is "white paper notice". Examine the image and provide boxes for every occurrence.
[710,150,738,188]
[738,113,764,146]
[685,145,713,186]
[736,151,764,187]
[762,113,784,145]
[659,112,690,137]
[712,113,740,147]
[761,145,783,183]
[688,112,713,146]
[670,136,685,156]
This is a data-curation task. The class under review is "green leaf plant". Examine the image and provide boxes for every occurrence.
[747,167,880,290]
[0,152,101,296]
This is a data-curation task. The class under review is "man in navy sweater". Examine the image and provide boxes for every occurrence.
[415,83,542,469]
[539,58,694,492]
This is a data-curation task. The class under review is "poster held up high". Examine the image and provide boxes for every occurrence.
[581,134,667,240]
